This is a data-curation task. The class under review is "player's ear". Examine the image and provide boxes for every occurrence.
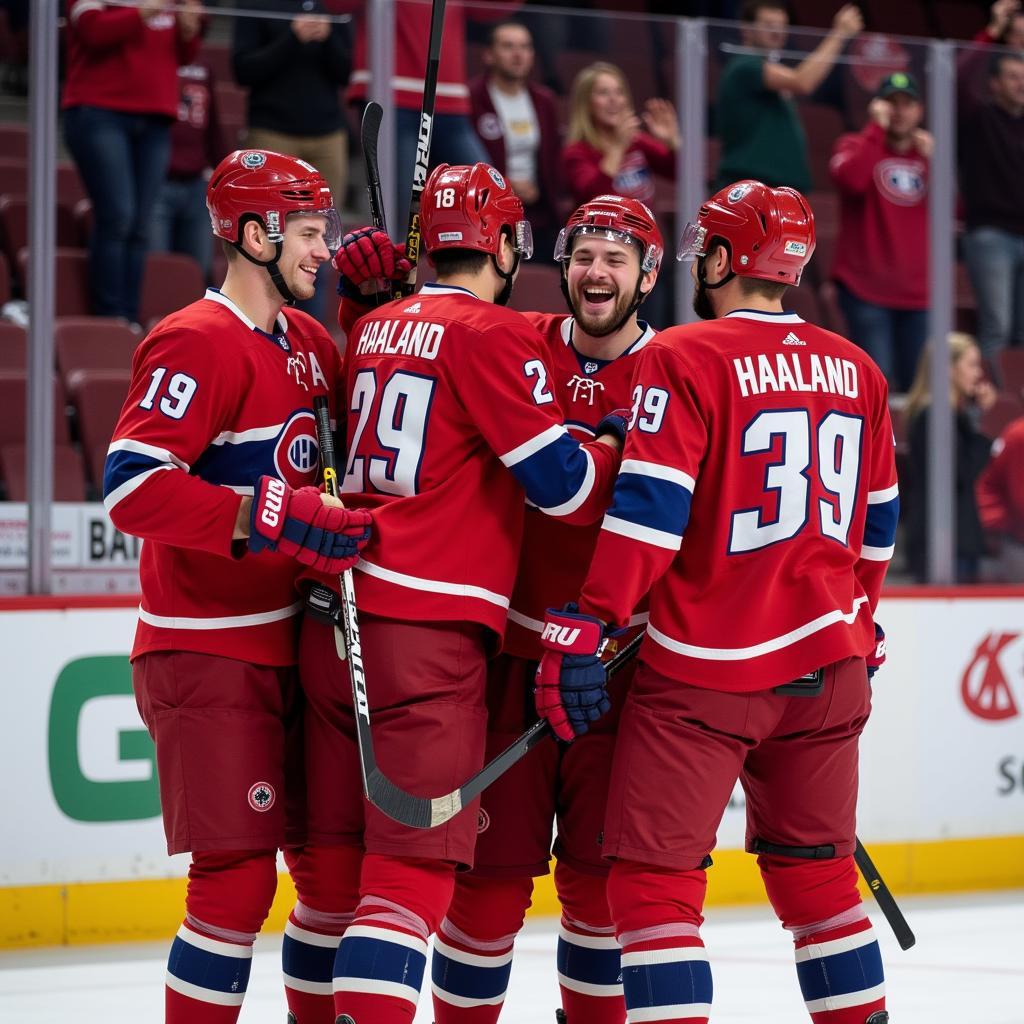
[240,218,269,258]
[639,268,658,297]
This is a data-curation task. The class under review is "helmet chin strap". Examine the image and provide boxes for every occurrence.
[234,235,299,306]
[693,254,735,321]
[491,251,520,307]
[559,268,648,338]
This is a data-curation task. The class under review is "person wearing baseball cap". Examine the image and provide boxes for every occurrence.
[828,69,933,392]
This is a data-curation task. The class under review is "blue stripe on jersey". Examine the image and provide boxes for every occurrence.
[622,956,713,1011]
[191,436,275,489]
[795,940,884,1003]
[167,933,252,996]
[607,471,693,539]
[282,932,337,983]
[334,935,426,992]
[863,496,899,549]
[103,447,167,499]
[431,946,512,1001]
[508,431,592,514]
[557,936,621,987]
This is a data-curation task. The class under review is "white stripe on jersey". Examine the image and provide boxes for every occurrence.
[210,423,286,445]
[107,437,191,471]
[164,974,246,1007]
[138,602,303,631]
[804,983,886,1014]
[103,465,174,513]
[355,559,510,609]
[724,310,805,324]
[859,543,895,561]
[537,446,594,517]
[620,459,696,492]
[867,484,899,503]
[602,514,683,550]
[205,287,288,333]
[499,425,567,468]
[646,595,870,661]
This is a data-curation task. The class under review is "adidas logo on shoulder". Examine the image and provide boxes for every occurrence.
[403,301,422,314]
[781,331,805,346]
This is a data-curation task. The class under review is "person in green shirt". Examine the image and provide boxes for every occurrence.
[714,0,863,193]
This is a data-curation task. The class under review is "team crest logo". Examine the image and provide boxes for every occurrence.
[248,781,275,812]
[961,633,1022,722]
[274,409,320,484]
[875,159,927,207]
[584,361,599,374]
[241,151,267,169]
[477,113,503,141]
[727,183,752,203]
[287,351,308,388]
[487,167,506,189]
[567,374,606,405]
[477,808,491,833]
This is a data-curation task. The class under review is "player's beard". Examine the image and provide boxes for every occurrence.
[571,282,634,337]
[692,278,716,321]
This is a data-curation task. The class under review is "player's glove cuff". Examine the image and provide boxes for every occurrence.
[248,475,288,553]
[866,621,886,680]
[595,407,631,447]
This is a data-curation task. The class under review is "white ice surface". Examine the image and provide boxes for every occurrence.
[1,892,1022,1023]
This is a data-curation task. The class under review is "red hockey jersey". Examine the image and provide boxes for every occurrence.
[504,313,655,659]
[338,284,620,639]
[104,289,343,666]
[579,309,899,691]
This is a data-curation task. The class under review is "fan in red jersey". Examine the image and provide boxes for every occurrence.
[103,149,370,1024]
[537,179,899,1024]
[331,193,664,1024]
[291,162,629,1024]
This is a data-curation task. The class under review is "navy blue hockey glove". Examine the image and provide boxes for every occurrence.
[249,476,372,574]
[866,622,886,680]
[535,603,622,740]
[595,407,631,447]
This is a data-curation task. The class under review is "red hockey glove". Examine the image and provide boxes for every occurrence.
[866,622,886,680]
[332,227,411,289]
[248,476,372,575]
[535,604,619,741]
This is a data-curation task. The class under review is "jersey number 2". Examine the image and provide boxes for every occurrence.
[343,369,435,496]
[728,409,863,553]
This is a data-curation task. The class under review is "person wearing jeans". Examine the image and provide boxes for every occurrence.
[62,0,201,323]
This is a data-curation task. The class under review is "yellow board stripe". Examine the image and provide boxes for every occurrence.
[2,835,1022,949]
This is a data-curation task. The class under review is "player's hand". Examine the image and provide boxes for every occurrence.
[868,98,892,130]
[535,604,619,741]
[832,3,864,40]
[333,227,411,289]
[866,622,886,680]
[248,476,372,574]
[595,407,631,447]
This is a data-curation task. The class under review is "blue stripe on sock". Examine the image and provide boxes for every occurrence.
[167,935,251,996]
[334,935,426,992]
[796,941,884,1003]
[557,935,622,987]
[282,933,337,984]
[622,959,713,1011]
[431,946,512,1001]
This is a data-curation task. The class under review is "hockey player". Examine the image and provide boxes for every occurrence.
[536,180,898,1024]
[284,163,628,1024]
[103,149,372,1024]
[331,194,664,1024]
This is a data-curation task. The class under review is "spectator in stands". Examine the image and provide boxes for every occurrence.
[151,62,227,283]
[975,0,1024,49]
[470,21,561,262]
[904,333,997,583]
[232,1,351,215]
[977,413,1024,581]
[713,0,863,193]
[958,10,1024,376]
[62,0,202,324]
[561,61,678,208]
[829,72,932,392]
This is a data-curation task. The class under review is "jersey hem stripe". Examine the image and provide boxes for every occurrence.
[602,514,682,550]
[355,559,510,609]
[137,602,303,630]
[500,424,566,468]
[620,459,696,492]
[646,595,869,660]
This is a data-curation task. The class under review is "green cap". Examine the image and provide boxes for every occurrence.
[876,71,921,101]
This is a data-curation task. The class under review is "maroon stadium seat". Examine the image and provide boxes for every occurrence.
[0,442,88,501]
[508,264,564,315]
[55,316,139,386]
[0,194,78,264]
[800,103,845,193]
[139,251,205,326]
[0,321,25,369]
[0,155,24,197]
[981,393,1024,440]
[16,247,92,315]
[0,370,71,445]
[68,369,132,488]
[785,283,823,325]
[0,123,28,160]
[56,161,87,208]
[998,348,1024,398]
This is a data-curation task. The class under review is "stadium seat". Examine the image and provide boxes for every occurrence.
[784,282,823,325]
[0,123,28,160]
[981,393,1024,440]
[998,348,1024,398]
[956,261,977,333]
[0,442,88,501]
[139,251,205,326]
[55,161,87,208]
[16,247,92,315]
[800,103,845,192]
[196,41,233,82]
[0,321,25,369]
[0,370,71,445]
[0,194,78,264]
[0,249,10,306]
[215,81,247,130]
[0,155,24,197]
[68,369,131,489]
[55,317,139,386]
[508,264,564,315]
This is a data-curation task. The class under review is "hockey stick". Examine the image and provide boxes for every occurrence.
[361,100,388,236]
[396,0,447,297]
[854,838,916,950]
[606,638,917,950]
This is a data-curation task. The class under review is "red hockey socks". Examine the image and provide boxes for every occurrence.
[554,863,625,1024]
[431,873,534,1023]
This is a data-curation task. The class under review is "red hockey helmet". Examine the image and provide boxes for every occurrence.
[554,195,664,273]
[420,163,533,261]
[677,180,815,286]
[207,149,342,250]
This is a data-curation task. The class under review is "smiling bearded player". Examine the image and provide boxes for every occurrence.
[333,195,664,1024]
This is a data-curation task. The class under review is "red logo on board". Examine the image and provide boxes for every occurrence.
[961,633,1021,722]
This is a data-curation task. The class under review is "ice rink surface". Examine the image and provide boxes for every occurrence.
[1,892,1022,1023]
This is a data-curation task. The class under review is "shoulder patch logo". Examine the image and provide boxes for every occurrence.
[241,151,266,170]
[248,781,275,812]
